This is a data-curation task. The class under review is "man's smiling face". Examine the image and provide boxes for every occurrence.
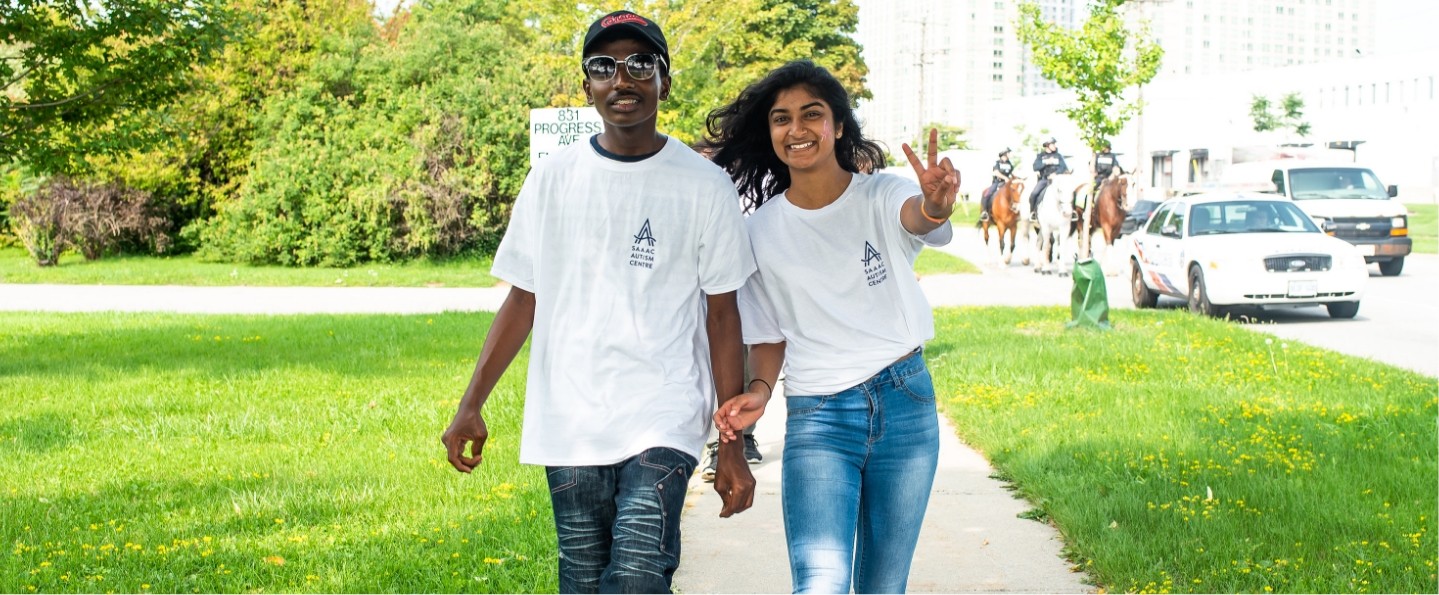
[583,37,670,130]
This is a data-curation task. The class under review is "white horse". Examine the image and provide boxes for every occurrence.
[1032,174,1080,275]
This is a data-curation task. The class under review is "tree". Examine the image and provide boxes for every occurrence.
[661,0,869,144]
[888,122,970,166]
[504,0,869,145]
[1250,92,1311,141]
[910,122,970,151]
[196,0,564,265]
[1015,0,1163,152]
[0,1,232,174]
[1013,123,1053,157]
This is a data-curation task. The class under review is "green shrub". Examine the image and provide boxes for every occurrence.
[195,2,556,266]
[8,177,171,266]
[9,186,66,266]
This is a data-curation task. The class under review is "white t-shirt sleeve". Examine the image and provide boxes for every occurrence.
[881,174,953,252]
[698,184,757,295]
[738,271,785,344]
[490,168,540,292]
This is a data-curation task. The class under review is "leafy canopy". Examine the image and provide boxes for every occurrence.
[1250,92,1311,138]
[1015,0,1163,152]
[0,1,231,174]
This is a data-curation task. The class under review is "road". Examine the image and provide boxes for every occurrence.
[932,227,1438,377]
[0,228,1432,377]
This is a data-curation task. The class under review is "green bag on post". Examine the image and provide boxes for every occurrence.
[1067,258,1112,330]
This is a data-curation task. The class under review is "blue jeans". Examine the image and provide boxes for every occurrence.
[546,447,696,594]
[782,349,941,593]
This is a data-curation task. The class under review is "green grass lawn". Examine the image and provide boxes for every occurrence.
[929,307,1437,593]
[0,248,499,287]
[1405,202,1436,254]
[915,247,981,276]
[1,312,549,593]
[3,309,1434,593]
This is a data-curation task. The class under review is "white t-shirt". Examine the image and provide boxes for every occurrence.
[738,172,951,395]
[491,136,756,466]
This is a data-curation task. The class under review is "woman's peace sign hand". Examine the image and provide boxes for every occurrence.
[901,128,959,222]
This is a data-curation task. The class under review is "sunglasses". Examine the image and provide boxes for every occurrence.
[582,53,667,82]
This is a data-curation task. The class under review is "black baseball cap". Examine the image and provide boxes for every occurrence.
[582,11,670,69]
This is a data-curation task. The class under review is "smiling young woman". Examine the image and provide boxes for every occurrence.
[703,60,959,594]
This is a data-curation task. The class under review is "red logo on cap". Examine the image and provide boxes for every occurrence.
[601,13,648,28]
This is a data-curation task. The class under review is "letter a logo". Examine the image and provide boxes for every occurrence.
[862,241,882,266]
[634,219,657,247]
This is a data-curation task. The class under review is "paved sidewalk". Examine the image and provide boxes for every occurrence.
[0,227,1126,315]
[674,385,1090,593]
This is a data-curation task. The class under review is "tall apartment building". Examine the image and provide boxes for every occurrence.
[1130,0,1377,79]
[1020,0,1084,96]
[854,0,1379,156]
[854,0,1025,153]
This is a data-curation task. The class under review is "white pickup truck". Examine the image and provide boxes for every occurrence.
[1216,161,1412,276]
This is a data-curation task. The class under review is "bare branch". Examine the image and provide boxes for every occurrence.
[4,79,120,111]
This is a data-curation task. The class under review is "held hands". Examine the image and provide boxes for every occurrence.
[711,381,768,517]
[713,443,756,517]
[712,385,770,444]
[901,128,959,221]
[441,410,489,473]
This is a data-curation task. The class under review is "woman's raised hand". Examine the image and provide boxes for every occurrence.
[901,128,959,220]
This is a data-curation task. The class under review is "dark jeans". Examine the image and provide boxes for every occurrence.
[1029,178,1051,214]
[546,447,697,593]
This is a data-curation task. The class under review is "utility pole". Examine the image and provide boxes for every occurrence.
[917,20,926,140]
[904,15,949,147]
[1124,0,1170,193]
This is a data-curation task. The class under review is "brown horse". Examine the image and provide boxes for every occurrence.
[1082,171,1128,269]
[1087,175,1129,267]
[979,179,1025,264]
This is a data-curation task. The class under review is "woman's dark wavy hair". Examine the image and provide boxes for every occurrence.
[705,60,887,211]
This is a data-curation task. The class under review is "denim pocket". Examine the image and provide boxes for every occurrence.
[637,448,693,558]
[896,364,937,404]
[638,447,697,478]
[546,466,577,494]
[785,393,833,416]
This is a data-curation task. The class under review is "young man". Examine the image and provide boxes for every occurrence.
[440,10,758,594]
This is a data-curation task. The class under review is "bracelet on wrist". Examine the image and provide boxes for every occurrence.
[748,378,773,397]
[920,202,950,224]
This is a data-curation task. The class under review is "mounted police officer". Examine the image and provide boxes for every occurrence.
[1029,137,1067,221]
[980,147,1015,222]
[1090,140,1125,200]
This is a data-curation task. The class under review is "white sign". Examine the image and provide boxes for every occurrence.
[530,107,604,164]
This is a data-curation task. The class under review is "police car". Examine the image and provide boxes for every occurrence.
[1128,193,1369,318]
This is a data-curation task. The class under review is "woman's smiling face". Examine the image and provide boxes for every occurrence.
[767,86,842,172]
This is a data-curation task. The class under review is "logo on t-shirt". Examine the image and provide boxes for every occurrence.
[630,218,657,269]
[863,241,888,287]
